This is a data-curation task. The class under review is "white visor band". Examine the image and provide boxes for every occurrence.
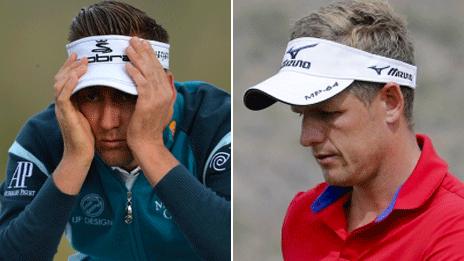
[66,35,170,95]
[244,37,417,110]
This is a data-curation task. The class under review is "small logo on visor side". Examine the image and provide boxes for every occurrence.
[368,65,390,75]
[92,40,113,53]
[305,81,339,101]
[286,43,318,59]
[368,65,413,82]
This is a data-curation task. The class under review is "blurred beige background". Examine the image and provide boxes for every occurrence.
[0,0,230,260]
[234,0,464,260]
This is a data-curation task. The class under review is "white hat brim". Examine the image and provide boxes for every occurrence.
[244,70,354,110]
[71,63,137,95]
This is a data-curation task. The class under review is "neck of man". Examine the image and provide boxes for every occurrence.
[347,130,421,232]
[119,158,139,173]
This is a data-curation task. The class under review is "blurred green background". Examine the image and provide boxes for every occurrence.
[234,0,464,260]
[0,0,230,260]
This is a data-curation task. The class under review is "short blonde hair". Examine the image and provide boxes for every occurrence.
[291,0,415,126]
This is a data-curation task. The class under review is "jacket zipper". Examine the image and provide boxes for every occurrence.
[110,167,142,260]
[125,191,133,224]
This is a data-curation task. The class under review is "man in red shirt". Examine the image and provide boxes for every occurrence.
[243,0,464,260]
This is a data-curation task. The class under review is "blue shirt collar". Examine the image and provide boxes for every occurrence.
[311,186,352,213]
[311,184,403,223]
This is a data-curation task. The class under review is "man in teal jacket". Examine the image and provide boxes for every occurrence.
[0,1,230,260]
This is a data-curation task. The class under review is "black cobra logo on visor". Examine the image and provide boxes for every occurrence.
[92,40,113,53]
[87,39,129,64]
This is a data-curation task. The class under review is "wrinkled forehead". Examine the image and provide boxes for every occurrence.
[290,88,352,112]
[73,85,137,97]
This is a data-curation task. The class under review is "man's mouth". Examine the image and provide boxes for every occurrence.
[314,153,338,165]
[100,139,126,148]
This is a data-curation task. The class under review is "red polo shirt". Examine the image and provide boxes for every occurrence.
[282,134,464,260]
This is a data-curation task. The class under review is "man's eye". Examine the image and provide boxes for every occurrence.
[115,93,135,103]
[319,111,340,118]
[85,93,99,102]
[120,94,131,101]
[291,106,304,117]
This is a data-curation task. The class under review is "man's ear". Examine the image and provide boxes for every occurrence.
[165,70,176,102]
[165,70,174,85]
[379,82,404,124]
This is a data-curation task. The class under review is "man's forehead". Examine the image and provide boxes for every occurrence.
[290,89,351,112]
[75,86,135,96]
[291,102,330,113]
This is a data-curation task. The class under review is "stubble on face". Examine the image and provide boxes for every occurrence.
[299,90,388,187]
[75,87,138,170]
[96,144,137,169]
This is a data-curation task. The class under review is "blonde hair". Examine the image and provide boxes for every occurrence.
[291,0,415,126]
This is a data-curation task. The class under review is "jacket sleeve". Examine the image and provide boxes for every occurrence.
[0,109,77,261]
[154,161,230,261]
[153,82,231,261]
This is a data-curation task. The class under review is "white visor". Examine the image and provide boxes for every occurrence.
[66,35,170,95]
[244,37,417,110]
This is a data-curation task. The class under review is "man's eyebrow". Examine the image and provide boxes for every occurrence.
[291,103,336,113]
[290,106,302,113]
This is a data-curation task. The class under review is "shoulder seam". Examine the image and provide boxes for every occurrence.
[8,141,50,177]
[439,185,464,201]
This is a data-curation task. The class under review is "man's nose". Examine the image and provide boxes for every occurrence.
[100,101,121,130]
[300,115,326,147]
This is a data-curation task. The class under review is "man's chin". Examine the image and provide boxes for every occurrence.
[97,150,136,169]
[322,169,354,187]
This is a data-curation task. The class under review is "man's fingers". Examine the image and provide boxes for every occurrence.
[54,57,87,89]
[55,60,80,82]
[61,59,88,81]
[141,40,163,68]
[55,73,77,109]
[129,37,151,58]
[140,40,165,76]
[127,37,163,79]
[62,73,78,99]
[126,45,144,72]
[54,60,88,97]
[126,43,156,78]
[63,53,77,68]
[139,39,156,61]
[75,58,88,78]
[125,63,150,96]
[56,58,87,102]
[56,54,79,76]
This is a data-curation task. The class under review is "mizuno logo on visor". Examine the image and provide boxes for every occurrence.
[368,65,390,75]
[286,43,318,59]
[282,43,318,70]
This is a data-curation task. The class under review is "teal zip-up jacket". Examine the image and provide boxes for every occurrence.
[0,81,231,261]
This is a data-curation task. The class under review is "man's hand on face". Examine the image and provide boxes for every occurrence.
[54,53,94,163]
[125,36,179,185]
[53,53,95,195]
